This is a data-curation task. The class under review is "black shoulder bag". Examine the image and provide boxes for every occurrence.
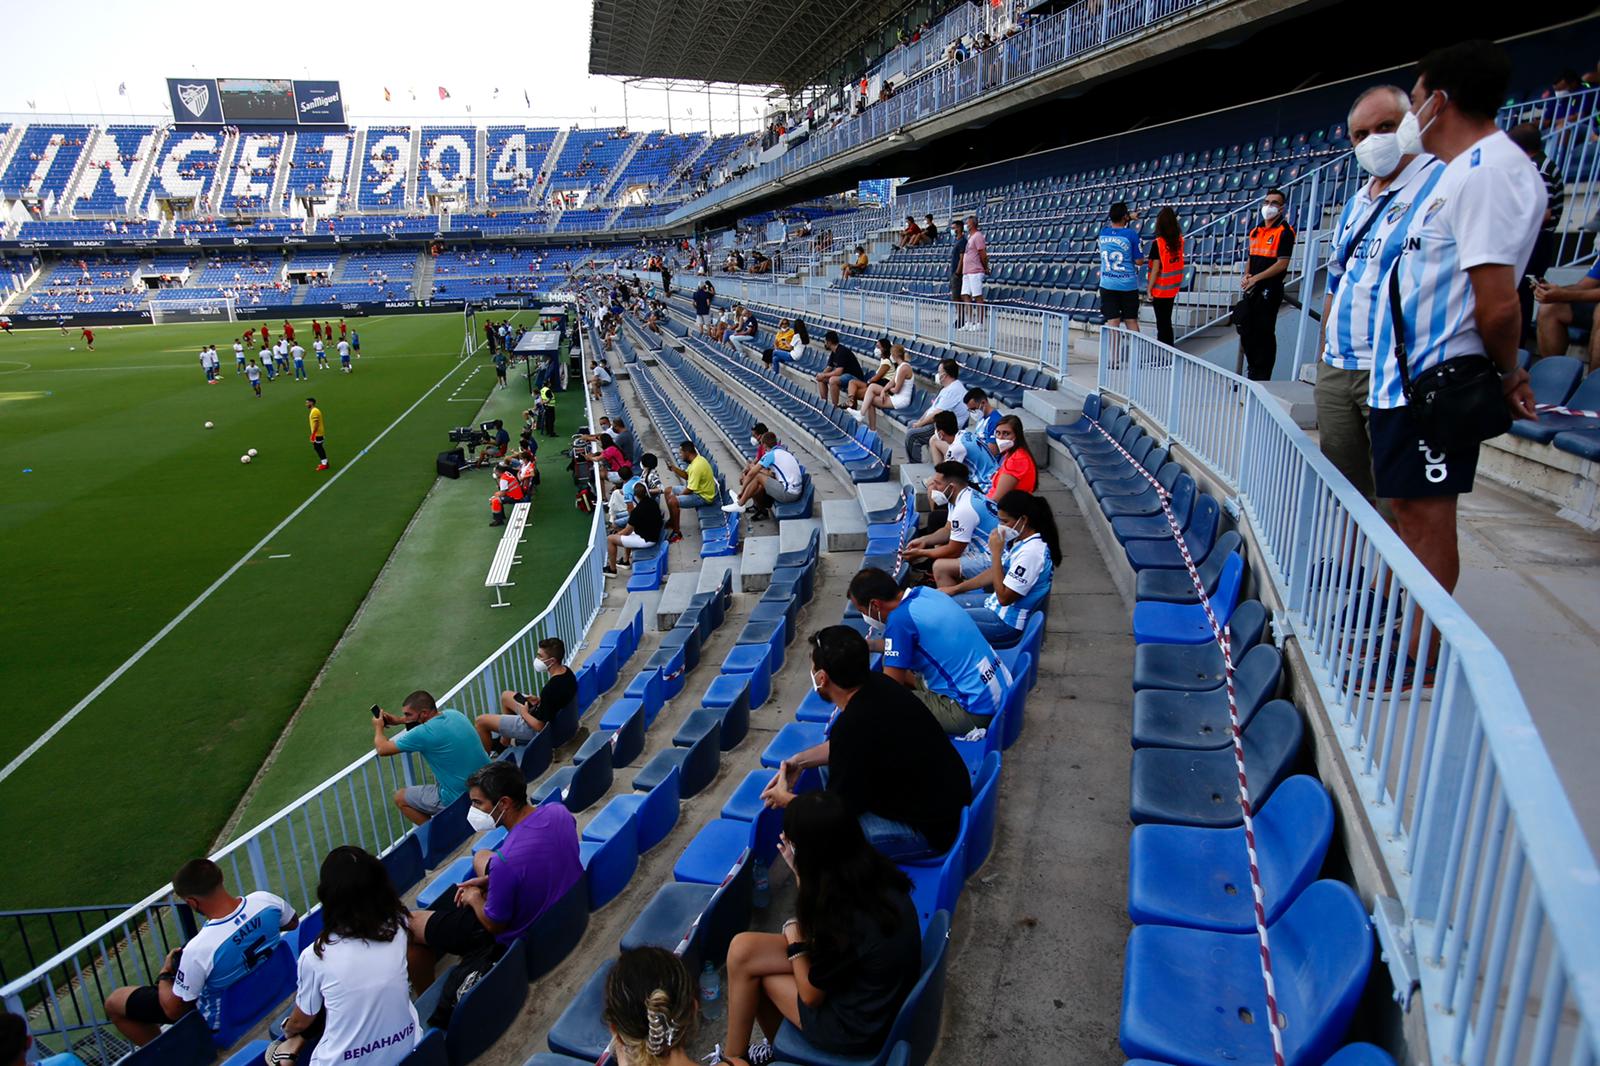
[1387,263,1510,452]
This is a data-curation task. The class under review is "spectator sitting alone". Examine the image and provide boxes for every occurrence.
[373,690,489,825]
[943,489,1060,648]
[666,439,719,526]
[815,331,866,406]
[723,432,805,520]
[589,358,613,400]
[478,637,577,753]
[269,847,419,1066]
[761,626,972,860]
[840,246,869,280]
[104,859,300,1046]
[601,948,701,1066]
[847,566,1011,734]
[715,790,922,1066]
[405,761,582,991]
[903,359,966,464]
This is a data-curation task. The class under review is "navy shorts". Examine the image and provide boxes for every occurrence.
[1369,406,1480,499]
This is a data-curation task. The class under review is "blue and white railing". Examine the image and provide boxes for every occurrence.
[1098,326,1600,1066]
[2,370,606,1065]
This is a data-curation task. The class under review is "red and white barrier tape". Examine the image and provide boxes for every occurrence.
[1535,402,1600,418]
[1086,416,1287,1066]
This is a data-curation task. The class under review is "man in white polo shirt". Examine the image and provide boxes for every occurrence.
[724,431,804,519]
[1369,40,1542,683]
[1318,84,1444,506]
[905,358,968,464]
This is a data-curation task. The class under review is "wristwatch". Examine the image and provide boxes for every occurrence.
[785,940,810,960]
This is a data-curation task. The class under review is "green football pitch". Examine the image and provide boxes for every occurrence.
[0,314,591,912]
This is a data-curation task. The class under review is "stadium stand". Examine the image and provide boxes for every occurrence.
[281,129,356,208]
[484,126,560,205]
[544,128,633,201]
[142,129,226,214]
[606,131,706,200]
[418,126,476,200]
[0,124,91,201]
[69,125,163,216]
[357,126,415,210]
[218,132,286,214]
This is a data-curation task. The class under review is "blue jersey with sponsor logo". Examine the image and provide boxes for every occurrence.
[882,586,1011,719]
[1097,225,1143,291]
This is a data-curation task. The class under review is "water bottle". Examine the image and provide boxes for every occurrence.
[752,860,771,908]
[699,962,721,1002]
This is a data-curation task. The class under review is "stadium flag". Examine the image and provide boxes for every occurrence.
[438,86,451,100]
[117,82,127,96]
[26,100,35,110]
[524,89,531,108]
[466,103,473,113]
[384,87,392,102]
[493,87,500,99]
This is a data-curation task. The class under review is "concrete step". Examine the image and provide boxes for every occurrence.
[654,571,699,632]
[778,517,823,553]
[698,558,738,594]
[1022,384,1090,426]
[821,498,868,552]
[856,481,906,524]
[740,535,780,592]
[899,463,935,512]
[1260,380,1317,430]
[622,590,663,636]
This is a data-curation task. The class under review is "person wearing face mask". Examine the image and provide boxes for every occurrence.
[988,414,1038,498]
[1368,40,1544,684]
[762,318,797,366]
[373,690,488,826]
[479,637,576,754]
[847,566,1011,735]
[1317,85,1445,507]
[404,760,581,992]
[904,461,1000,589]
[1236,187,1296,380]
[944,490,1061,649]
[903,357,966,463]
[760,626,972,860]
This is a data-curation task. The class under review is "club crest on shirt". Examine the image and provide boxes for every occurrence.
[1385,201,1411,226]
[1421,197,1448,225]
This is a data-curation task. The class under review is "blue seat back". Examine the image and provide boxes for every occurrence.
[516,726,555,782]
[211,941,297,1048]
[573,661,600,719]
[379,834,424,895]
[966,752,1003,878]
[583,813,638,910]
[554,744,614,813]
[545,699,581,749]
[678,720,723,798]
[398,1028,447,1066]
[999,653,1032,752]
[445,939,529,1066]
[120,1008,214,1066]
[610,704,647,767]
[420,793,473,867]
[1529,354,1583,406]
[635,764,682,853]
[893,910,953,1066]
[1211,553,1246,626]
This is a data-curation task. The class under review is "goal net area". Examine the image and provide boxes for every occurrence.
[149,295,237,325]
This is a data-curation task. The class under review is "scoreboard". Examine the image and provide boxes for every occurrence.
[167,77,346,126]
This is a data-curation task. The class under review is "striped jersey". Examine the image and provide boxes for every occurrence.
[1370,131,1545,410]
[1322,155,1444,371]
[172,892,297,1027]
[983,532,1054,630]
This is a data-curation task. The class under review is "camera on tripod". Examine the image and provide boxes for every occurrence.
[448,421,496,448]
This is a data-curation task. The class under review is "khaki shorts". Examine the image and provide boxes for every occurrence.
[912,675,989,735]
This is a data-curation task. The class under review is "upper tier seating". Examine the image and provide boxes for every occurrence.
[281,131,356,208]
[484,127,559,205]
[608,132,706,198]
[546,129,632,197]
[143,130,226,212]
[71,125,163,216]
[218,132,286,214]
[0,124,92,200]
[358,126,414,210]
[418,126,476,199]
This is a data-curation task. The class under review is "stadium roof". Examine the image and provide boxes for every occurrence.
[589,0,915,90]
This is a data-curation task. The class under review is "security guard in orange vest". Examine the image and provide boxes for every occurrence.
[489,460,526,527]
[1147,207,1187,346]
[1238,187,1296,380]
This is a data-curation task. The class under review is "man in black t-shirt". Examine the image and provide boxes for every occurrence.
[762,625,973,859]
[816,330,867,406]
[480,637,577,753]
[1237,186,1296,380]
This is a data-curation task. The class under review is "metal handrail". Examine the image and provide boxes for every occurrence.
[1097,326,1600,1066]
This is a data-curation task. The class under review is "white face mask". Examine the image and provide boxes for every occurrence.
[533,657,551,674]
[1396,91,1443,155]
[1353,131,1402,178]
[810,670,824,694]
[1260,204,1281,222]
[466,801,501,833]
[1000,520,1023,545]
[750,436,761,448]
[930,487,949,508]
[995,436,1015,452]
[862,606,885,636]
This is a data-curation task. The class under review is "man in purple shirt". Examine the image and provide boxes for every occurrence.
[404,761,582,990]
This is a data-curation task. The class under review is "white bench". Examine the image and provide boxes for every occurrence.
[485,502,532,607]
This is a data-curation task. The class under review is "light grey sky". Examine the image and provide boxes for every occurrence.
[0,0,775,134]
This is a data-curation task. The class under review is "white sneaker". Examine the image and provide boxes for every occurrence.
[721,502,743,513]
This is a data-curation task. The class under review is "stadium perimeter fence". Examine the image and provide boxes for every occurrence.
[1097,326,1600,1066]
[0,373,607,1065]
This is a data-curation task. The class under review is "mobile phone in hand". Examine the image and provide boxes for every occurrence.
[1526,275,1542,288]
[370,704,383,720]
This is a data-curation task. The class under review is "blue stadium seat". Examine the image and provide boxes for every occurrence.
[1129,699,1304,827]
[419,794,473,868]
[443,940,529,1066]
[901,811,968,932]
[1136,532,1244,604]
[532,744,614,813]
[721,643,775,707]
[1528,355,1584,407]
[380,833,425,895]
[211,942,297,1048]
[521,876,589,981]
[1131,554,1245,644]
[1123,497,1222,571]
[1119,881,1372,1066]
[674,817,756,884]
[120,1010,213,1066]
[607,702,647,767]
[513,726,555,782]
[1131,601,1268,692]
[1129,775,1333,931]
[622,848,753,974]
[1508,371,1600,442]
[633,720,721,798]
[772,910,951,1066]
[702,672,754,722]
[1323,1044,1399,1066]
[588,758,688,851]
[737,616,789,672]
[721,767,789,864]
[545,960,615,1061]
[579,809,637,909]
[963,752,1003,878]
[1131,644,1282,749]
[762,721,828,768]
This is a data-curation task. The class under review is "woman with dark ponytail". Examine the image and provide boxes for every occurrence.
[943,489,1059,648]
[602,947,699,1066]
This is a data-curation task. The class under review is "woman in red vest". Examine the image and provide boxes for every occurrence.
[1148,207,1186,346]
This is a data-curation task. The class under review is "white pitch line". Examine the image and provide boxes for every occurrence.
[0,352,476,786]
[268,554,292,559]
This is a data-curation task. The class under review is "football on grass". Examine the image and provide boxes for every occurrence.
[240,455,252,464]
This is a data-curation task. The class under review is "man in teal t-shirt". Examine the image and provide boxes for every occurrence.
[373,689,489,825]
